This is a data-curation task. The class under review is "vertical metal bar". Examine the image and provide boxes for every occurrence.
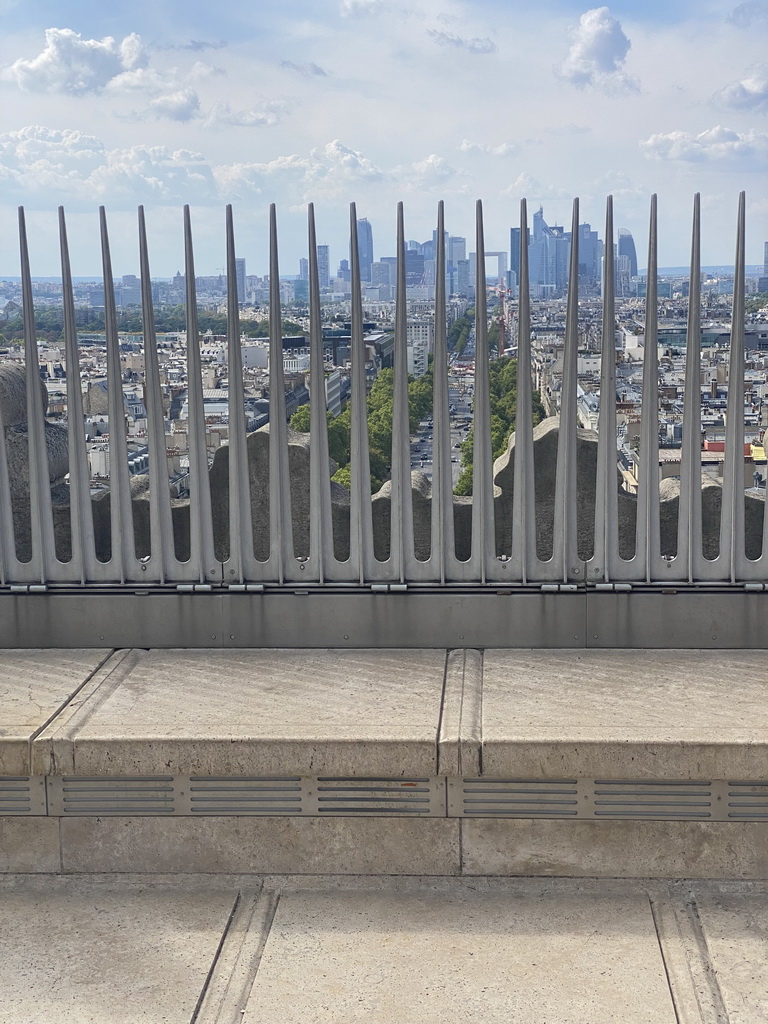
[267,204,294,581]
[348,203,373,582]
[100,207,136,582]
[553,199,580,582]
[306,203,335,582]
[225,205,251,582]
[0,394,16,582]
[390,201,413,582]
[468,200,494,582]
[183,206,217,583]
[592,196,617,583]
[638,195,662,582]
[59,207,97,583]
[138,207,175,582]
[676,194,701,582]
[19,207,56,582]
[510,199,535,583]
[722,192,746,581]
[431,201,455,582]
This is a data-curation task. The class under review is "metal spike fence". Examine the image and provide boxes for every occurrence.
[2,194,762,591]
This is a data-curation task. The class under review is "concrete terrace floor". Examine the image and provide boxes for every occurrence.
[1,874,767,1024]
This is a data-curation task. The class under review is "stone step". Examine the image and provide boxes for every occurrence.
[1,874,766,1024]
[1,647,767,877]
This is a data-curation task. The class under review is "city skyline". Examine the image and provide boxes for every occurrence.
[0,1,765,276]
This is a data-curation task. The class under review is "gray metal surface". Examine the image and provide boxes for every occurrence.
[2,193,761,600]
[9,774,768,820]
[0,589,764,648]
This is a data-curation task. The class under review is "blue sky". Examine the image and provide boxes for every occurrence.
[0,0,766,277]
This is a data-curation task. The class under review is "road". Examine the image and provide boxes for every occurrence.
[411,345,475,488]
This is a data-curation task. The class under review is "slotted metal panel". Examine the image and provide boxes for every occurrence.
[447,778,579,817]
[46,775,177,815]
[589,779,715,819]
[181,776,303,815]
[4,193,757,590]
[309,777,442,816]
[0,776,47,815]
[726,781,768,820]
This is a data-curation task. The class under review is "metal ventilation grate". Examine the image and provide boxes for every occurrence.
[590,779,714,819]
[46,776,176,815]
[726,781,768,820]
[181,776,303,815]
[448,778,579,817]
[0,776,46,815]
[310,777,442,816]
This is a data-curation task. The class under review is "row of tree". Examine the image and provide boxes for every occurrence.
[290,366,434,492]
[453,356,545,495]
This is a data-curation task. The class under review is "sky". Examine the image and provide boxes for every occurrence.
[0,0,766,280]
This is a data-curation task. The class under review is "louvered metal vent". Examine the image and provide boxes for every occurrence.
[0,776,46,815]
[727,781,768,820]
[448,778,579,817]
[182,776,302,815]
[590,779,714,819]
[47,776,176,815]
[311,777,441,816]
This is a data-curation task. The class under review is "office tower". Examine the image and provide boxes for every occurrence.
[371,262,393,288]
[456,259,470,297]
[528,207,571,296]
[355,218,374,282]
[448,236,466,264]
[510,228,521,288]
[764,241,768,277]
[337,258,351,283]
[316,245,330,290]
[578,223,600,287]
[235,258,246,303]
[405,250,425,286]
[618,229,637,278]
[298,258,309,281]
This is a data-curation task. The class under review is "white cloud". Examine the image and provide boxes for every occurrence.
[204,100,288,128]
[340,0,383,14]
[640,125,768,168]
[501,173,571,200]
[557,7,637,94]
[0,126,216,206]
[148,89,201,122]
[411,154,456,181]
[728,2,768,27]
[460,139,518,156]
[5,27,147,94]
[280,59,329,78]
[427,30,496,55]
[713,64,768,113]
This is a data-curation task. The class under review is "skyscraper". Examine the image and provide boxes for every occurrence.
[298,258,309,281]
[528,208,571,296]
[763,241,768,278]
[355,218,374,282]
[235,258,246,303]
[316,245,330,290]
[618,229,638,278]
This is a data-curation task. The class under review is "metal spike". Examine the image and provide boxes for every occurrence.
[510,199,536,582]
[183,206,216,582]
[58,207,97,583]
[268,204,293,581]
[348,203,373,582]
[100,207,136,582]
[553,199,580,582]
[593,196,617,582]
[469,200,494,582]
[19,207,56,582]
[637,195,661,582]
[677,194,702,582]
[138,207,176,582]
[722,192,746,581]
[391,201,413,581]
[306,203,335,582]
[431,201,455,582]
[225,204,251,582]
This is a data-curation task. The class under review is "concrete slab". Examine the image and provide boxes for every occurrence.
[0,817,60,872]
[0,649,111,773]
[34,648,448,777]
[482,649,768,779]
[0,875,240,1024]
[245,888,677,1023]
[460,819,768,879]
[60,816,461,875]
[695,889,768,1023]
